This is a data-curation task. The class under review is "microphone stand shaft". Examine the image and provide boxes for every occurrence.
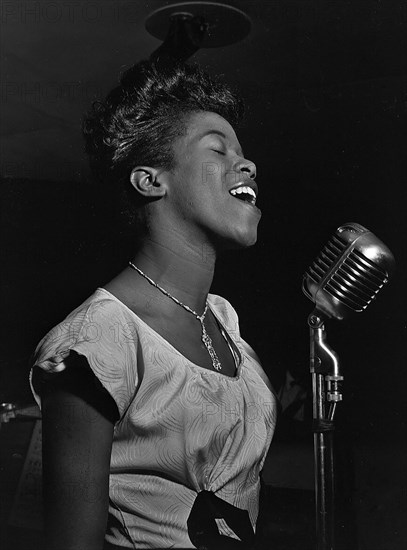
[309,312,343,550]
[312,373,335,550]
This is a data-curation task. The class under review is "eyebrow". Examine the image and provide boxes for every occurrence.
[197,129,244,157]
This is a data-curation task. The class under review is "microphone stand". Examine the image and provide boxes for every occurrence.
[308,310,343,550]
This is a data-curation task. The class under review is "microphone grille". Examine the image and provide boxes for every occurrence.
[303,223,395,319]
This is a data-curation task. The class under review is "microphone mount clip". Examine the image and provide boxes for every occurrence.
[308,310,343,418]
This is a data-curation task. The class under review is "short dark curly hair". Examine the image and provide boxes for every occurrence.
[83,60,244,227]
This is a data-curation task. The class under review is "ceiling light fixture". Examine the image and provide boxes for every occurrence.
[145,2,251,64]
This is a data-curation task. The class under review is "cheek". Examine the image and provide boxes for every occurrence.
[170,157,227,217]
[179,168,212,205]
[170,169,202,215]
[201,160,227,188]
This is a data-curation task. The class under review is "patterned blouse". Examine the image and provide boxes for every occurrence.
[31,288,277,549]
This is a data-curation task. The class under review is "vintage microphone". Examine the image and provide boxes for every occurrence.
[302,222,395,550]
[303,222,395,320]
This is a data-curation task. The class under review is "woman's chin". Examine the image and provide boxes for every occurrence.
[217,228,259,251]
[237,233,258,249]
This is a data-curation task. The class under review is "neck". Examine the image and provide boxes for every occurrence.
[129,227,216,313]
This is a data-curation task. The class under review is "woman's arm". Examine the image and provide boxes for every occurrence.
[39,353,119,550]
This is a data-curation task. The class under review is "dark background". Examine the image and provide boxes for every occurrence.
[1,1,406,549]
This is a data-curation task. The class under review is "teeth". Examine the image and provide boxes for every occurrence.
[229,185,257,204]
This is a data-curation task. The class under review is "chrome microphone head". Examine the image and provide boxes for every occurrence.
[303,223,395,320]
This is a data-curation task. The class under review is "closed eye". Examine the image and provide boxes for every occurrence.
[212,149,226,156]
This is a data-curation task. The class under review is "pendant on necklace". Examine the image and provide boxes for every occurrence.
[201,324,222,371]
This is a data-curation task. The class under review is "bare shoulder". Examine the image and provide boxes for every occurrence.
[41,353,116,549]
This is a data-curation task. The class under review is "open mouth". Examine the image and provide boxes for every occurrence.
[229,185,257,206]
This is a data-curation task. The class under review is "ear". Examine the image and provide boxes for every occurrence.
[130,167,166,199]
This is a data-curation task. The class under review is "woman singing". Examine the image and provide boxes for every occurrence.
[31,60,278,550]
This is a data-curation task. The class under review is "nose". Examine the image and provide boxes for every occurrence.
[234,157,257,180]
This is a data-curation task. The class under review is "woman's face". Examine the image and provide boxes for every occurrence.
[163,111,261,250]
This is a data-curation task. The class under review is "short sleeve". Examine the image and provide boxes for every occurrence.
[207,294,241,340]
[30,297,141,418]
